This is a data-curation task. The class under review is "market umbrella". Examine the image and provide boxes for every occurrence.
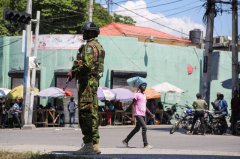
[38,87,65,98]
[64,89,74,97]
[7,85,39,99]
[144,88,161,99]
[152,82,184,93]
[111,88,134,102]
[127,76,147,88]
[97,87,115,101]
[0,88,11,97]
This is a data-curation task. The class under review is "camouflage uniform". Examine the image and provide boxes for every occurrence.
[72,38,105,145]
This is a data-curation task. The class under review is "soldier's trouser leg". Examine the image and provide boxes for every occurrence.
[92,94,99,145]
[79,105,93,144]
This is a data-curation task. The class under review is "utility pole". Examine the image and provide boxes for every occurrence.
[88,0,93,22]
[22,0,32,129]
[202,0,215,105]
[232,0,239,94]
[107,0,112,15]
[28,11,40,127]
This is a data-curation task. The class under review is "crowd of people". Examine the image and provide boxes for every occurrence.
[186,91,240,135]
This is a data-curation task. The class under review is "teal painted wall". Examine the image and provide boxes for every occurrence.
[0,36,234,112]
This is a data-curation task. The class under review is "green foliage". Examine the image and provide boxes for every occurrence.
[0,0,135,36]
[113,13,136,25]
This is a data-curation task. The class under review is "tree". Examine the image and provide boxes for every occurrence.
[0,0,135,36]
[113,13,136,25]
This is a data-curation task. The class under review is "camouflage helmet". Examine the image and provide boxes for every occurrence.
[81,22,100,35]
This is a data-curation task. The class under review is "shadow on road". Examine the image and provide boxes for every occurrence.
[51,151,240,159]
[149,126,191,135]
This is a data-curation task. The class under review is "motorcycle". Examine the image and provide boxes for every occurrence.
[162,104,177,125]
[169,107,194,134]
[205,110,228,135]
[235,120,240,135]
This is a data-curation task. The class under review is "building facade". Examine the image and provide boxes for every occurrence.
[0,35,234,124]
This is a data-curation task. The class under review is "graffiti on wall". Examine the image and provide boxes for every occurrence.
[32,35,84,50]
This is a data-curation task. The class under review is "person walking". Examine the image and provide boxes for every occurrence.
[68,97,77,127]
[122,78,154,149]
[188,93,208,135]
[68,22,105,155]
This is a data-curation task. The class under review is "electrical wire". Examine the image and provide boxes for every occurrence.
[0,38,21,49]
[40,14,83,22]
[119,0,201,19]
[163,5,203,17]
[114,0,135,3]
[112,1,190,37]
[115,0,184,12]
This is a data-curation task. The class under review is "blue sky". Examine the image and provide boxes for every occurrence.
[96,0,235,38]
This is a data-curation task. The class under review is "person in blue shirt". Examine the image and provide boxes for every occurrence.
[219,94,228,116]
[219,94,228,133]
[10,99,22,129]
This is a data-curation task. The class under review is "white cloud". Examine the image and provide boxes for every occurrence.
[113,0,206,38]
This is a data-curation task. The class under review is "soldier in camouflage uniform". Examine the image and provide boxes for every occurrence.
[68,22,105,155]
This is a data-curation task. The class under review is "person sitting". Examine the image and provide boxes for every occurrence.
[188,93,208,135]
[211,92,221,111]
[104,100,115,125]
[218,94,229,133]
[9,99,22,129]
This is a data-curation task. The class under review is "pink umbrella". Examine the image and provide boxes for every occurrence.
[97,87,115,101]
[111,88,134,102]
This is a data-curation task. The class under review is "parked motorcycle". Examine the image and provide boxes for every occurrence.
[235,120,240,135]
[169,107,194,134]
[205,110,228,135]
[162,104,177,125]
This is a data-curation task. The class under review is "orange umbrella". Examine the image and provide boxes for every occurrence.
[64,90,73,97]
[144,88,160,99]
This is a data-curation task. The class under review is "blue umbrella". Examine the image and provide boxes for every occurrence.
[0,90,5,97]
[0,88,11,98]
[127,76,147,88]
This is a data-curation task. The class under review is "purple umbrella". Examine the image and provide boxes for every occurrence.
[97,87,115,101]
[111,88,134,102]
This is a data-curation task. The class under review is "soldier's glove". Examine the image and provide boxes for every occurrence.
[73,60,83,67]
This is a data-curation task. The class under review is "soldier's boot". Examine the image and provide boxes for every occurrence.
[74,142,96,155]
[93,144,101,154]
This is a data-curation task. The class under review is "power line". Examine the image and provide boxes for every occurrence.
[157,0,201,14]
[112,1,190,37]
[41,14,83,22]
[115,0,184,12]
[119,0,201,19]
[162,5,203,18]
[0,38,21,49]
[137,5,203,24]
[114,0,135,3]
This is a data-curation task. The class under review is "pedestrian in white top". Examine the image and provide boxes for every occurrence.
[68,97,77,127]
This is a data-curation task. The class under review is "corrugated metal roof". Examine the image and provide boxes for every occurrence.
[100,22,191,43]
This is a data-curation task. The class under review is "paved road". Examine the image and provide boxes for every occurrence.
[0,125,240,159]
